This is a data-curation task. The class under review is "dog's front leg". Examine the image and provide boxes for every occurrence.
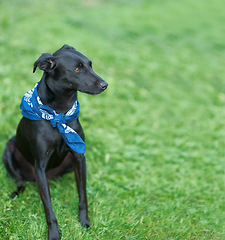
[73,152,90,228]
[35,163,60,240]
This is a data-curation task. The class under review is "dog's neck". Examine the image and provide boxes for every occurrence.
[37,75,78,114]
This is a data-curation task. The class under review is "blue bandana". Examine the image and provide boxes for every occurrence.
[20,82,85,154]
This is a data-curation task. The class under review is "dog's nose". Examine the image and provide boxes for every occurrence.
[100,81,108,90]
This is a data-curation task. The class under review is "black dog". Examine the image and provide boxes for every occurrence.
[2,44,108,240]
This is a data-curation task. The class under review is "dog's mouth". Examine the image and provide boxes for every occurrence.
[78,81,108,95]
[78,89,105,95]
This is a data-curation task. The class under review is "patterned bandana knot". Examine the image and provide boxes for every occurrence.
[20,82,85,154]
[50,113,67,127]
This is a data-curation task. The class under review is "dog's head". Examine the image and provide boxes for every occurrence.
[33,44,108,95]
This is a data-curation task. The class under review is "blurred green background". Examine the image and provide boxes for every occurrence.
[0,0,224,239]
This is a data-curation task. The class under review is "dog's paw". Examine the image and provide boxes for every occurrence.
[82,220,90,228]
[10,186,25,198]
[10,191,19,199]
[48,228,61,240]
[79,214,90,228]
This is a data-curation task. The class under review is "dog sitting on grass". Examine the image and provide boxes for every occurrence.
[2,44,108,240]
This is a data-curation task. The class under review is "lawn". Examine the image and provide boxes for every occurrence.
[0,0,224,239]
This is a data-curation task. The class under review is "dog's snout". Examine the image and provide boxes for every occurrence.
[100,81,108,90]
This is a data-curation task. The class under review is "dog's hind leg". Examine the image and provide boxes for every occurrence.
[2,137,35,198]
[2,137,26,198]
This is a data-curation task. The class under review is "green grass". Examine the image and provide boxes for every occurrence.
[0,0,225,239]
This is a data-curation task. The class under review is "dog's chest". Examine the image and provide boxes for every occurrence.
[44,131,70,170]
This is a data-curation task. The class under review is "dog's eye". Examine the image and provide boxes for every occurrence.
[75,63,83,72]
[75,67,81,72]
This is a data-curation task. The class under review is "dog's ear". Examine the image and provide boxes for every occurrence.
[33,53,57,73]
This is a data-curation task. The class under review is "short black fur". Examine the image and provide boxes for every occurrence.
[2,44,108,240]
